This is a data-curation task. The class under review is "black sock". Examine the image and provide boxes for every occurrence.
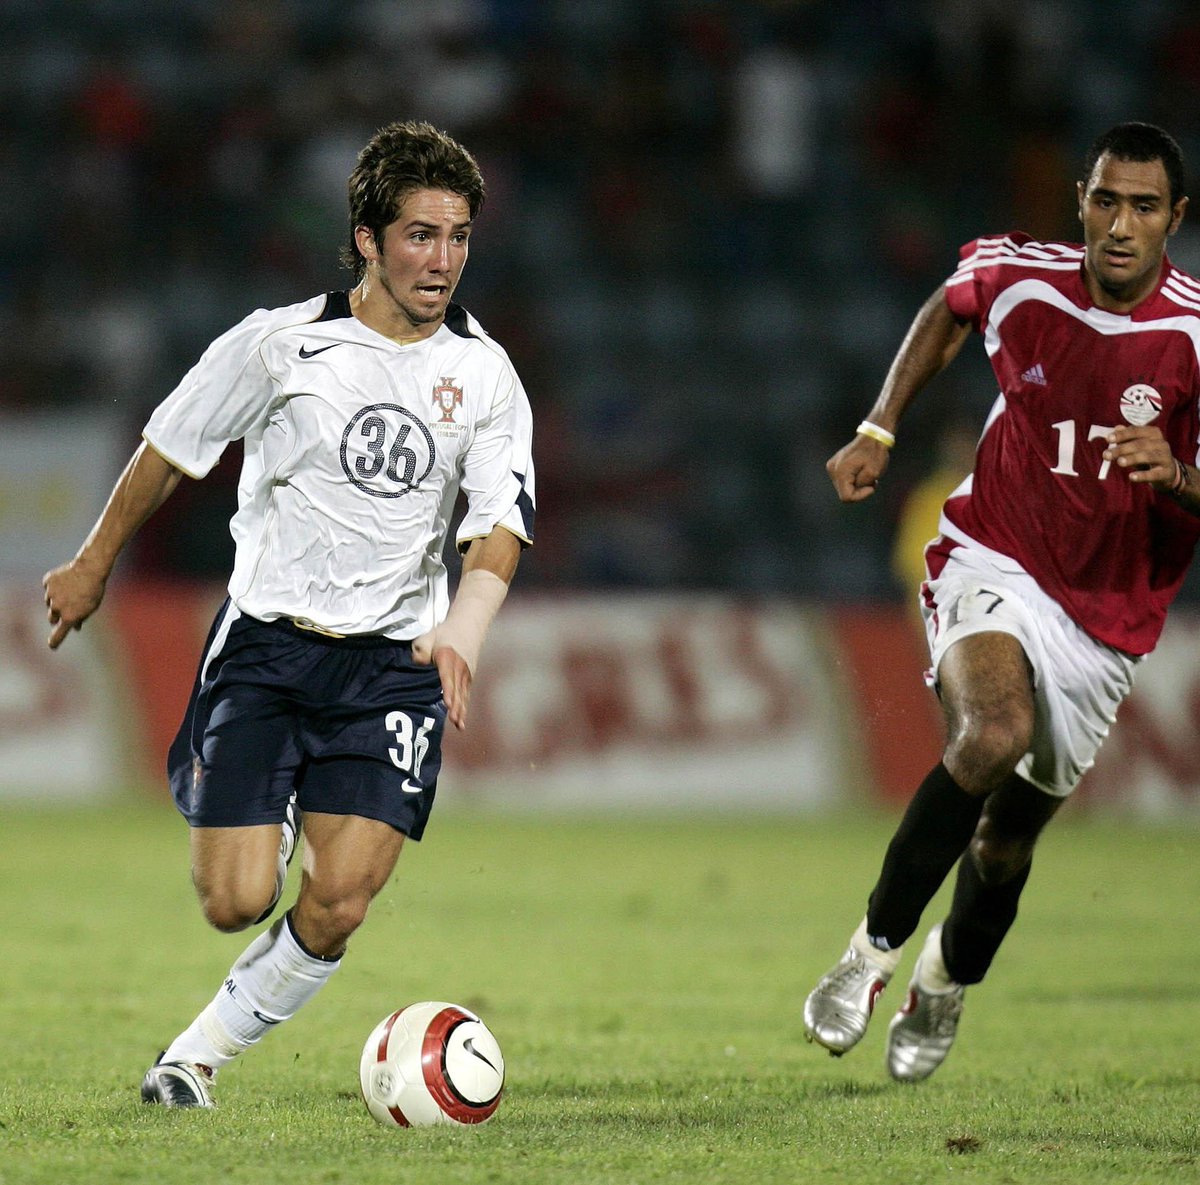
[941,851,1032,985]
[865,762,984,950]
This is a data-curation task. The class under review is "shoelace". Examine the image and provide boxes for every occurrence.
[921,990,964,1037]
[824,953,879,992]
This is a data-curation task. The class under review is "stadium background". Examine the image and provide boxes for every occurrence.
[2,0,1200,816]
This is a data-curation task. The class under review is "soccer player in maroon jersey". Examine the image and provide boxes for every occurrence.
[804,122,1200,1081]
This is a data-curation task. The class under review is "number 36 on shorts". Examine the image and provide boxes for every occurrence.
[386,711,436,791]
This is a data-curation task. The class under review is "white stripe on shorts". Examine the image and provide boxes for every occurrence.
[199,600,243,685]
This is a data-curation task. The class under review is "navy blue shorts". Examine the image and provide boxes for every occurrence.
[167,601,446,838]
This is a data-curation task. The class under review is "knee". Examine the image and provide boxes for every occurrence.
[197,889,271,933]
[945,714,1033,796]
[318,895,371,943]
[294,883,373,954]
[968,831,1033,885]
[194,870,278,933]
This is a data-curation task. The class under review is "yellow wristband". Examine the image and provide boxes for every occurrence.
[856,420,896,449]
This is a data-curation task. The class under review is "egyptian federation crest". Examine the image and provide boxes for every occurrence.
[1119,383,1162,426]
[433,377,463,423]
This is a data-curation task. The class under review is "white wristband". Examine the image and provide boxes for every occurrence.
[856,420,896,449]
[424,568,509,673]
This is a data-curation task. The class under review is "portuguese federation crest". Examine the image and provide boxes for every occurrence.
[433,377,464,423]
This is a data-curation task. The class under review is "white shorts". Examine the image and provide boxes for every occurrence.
[921,545,1141,798]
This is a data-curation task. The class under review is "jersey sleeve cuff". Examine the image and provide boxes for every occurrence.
[455,524,533,555]
[141,432,208,480]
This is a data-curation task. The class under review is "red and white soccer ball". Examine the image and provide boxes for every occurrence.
[359,1001,504,1128]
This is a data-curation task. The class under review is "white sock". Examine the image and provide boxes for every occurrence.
[851,917,903,978]
[162,913,340,1071]
[915,924,958,993]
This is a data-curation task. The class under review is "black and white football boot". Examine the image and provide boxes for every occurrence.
[140,1053,215,1108]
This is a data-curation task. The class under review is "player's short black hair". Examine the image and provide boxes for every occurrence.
[1083,122,1187,207]
[341,120,486,281]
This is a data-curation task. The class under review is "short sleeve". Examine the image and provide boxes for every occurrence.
[454,365,535,552]
[943,233,1034,333]
[142,307,279,478]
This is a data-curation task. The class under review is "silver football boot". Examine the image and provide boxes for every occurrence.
[803,946,892,1055]
[886,925,965,1082]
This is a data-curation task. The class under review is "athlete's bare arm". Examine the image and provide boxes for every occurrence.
[1103,424,1200,515]
[827,284,972,503]
[413,526,521,730]
[43,441,183,649]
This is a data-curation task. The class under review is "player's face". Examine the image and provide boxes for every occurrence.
[357,188,472,335]
[1077,153,1186,311]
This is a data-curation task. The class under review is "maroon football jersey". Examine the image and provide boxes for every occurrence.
[934,233,1200,655]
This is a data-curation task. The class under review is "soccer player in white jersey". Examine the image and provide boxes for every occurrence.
[804,122,1200,1081]
[41,121,535,1108]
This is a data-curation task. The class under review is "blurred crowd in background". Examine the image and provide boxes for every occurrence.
[6,0,1200,599]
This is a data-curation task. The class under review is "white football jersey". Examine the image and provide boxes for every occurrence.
[143,292,535,639]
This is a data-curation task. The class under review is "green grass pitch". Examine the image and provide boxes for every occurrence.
[0,800,1197,1184]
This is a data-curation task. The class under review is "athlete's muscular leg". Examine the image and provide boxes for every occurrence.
[159,815,389,1075]
[970,774,1062,884]
[290,813,406,959]
[191,824,284,932]
[864,631,1035,948]
[937,631,1035,796]
[941,773,1062,983]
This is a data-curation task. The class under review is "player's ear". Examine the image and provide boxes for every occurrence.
[1169,195,1188,236]
[354,225,379,262]
[1076,179,1086,224]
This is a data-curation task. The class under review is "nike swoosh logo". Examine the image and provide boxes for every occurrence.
[463,1036,499,1074]
[298,342,343,359]
[401,779,422,794]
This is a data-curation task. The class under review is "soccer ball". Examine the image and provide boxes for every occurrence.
[359,1001,504,1127]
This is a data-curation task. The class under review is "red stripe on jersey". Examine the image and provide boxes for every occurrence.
[1169,267,1200,297]
[1161,280,1200,312]
[954,236,1083,271]
[920,535,960,639]
[950,256,1080,284]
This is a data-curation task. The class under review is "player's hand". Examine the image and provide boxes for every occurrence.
[42,556,108,650]
[412,632,473,729]
[1103,425,1178,489]
[826,435,890,502]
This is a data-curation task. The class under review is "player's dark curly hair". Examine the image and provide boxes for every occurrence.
[341,120,486,281]
[1083,122,1187,207]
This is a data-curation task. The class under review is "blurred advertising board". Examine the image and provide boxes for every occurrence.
[0,414,128,580]
[0,582,127,799]
[439,594,869,811]
[100,587,872,812]
[1083,616,1200,815]
[3,582,1200,818]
